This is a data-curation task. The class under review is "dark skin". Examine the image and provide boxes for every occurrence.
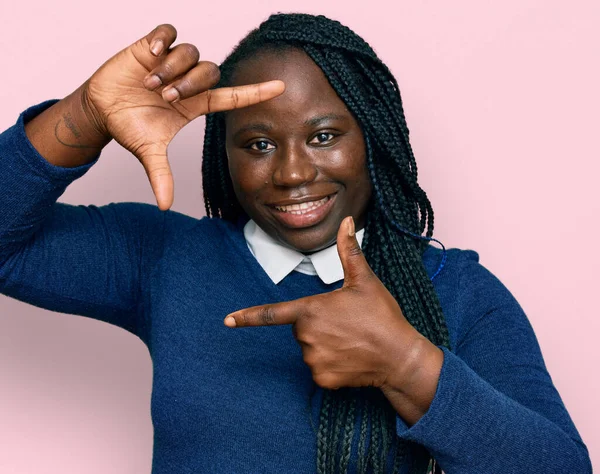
[227,216,443,426]
[24,24,285,209]
[25,25,442,427]
[224,50,443,426]
[225,49,372,253]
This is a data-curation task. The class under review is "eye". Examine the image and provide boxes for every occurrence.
[247,140,275,152]
[309,132,336,145]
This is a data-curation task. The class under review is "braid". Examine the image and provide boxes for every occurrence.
[339,395,357,473]
[317,390,333,473]
[202,13,450,473]
[356,396,371,474]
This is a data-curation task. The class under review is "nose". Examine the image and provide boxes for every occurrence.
[272,143,318,187]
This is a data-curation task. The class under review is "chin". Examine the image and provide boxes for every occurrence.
[279,232,338,254]
[254,213,341,253]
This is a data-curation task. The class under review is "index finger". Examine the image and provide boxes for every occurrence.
[186,80,285,116]
[224,300,299,328]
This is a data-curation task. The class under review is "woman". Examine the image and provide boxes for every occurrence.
[0,13,591,474]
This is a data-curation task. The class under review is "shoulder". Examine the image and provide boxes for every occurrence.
[422,244,507,293]
[91,204,242,249]
[161,212,246,255]
[421,244,480,286]
[162,211,240,237]
[422,245,527,350]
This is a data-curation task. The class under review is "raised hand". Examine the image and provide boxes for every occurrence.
[83,24,285,210]
[224,217,434,392]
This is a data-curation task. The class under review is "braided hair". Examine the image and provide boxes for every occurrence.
[201,13,449,474]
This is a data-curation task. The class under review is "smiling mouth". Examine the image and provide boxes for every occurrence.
[274,196,330,214]
[269,194,337,229]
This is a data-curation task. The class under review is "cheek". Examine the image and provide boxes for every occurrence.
[227,155,271,198]
[226,158,244,194]
[345,159,372,209]
[351,173,373,207]
[331,148,371,194]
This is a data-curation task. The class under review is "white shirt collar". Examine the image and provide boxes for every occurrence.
[243,220,364,285]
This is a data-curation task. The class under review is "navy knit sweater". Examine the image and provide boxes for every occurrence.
[0,101,592,473]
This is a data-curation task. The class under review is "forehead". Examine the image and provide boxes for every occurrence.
[226,49,350,127]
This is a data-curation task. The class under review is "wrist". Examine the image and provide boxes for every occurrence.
[382,333,443,394]
[75,82,112,146]
[379,335,444,426]
[23,85,112,168]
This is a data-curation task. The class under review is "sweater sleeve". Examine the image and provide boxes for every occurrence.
[395,251,592,473]
[0,100,166,343]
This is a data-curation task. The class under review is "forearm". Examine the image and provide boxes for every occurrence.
[379,340,590,472]
[393,347,592,473]
[0,99,163,328]
[24,83,111,167]
[0,100,101,263]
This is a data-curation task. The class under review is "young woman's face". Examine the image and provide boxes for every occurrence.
[225,49,372,253]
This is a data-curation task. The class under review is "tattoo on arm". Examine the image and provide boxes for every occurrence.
[54,112,102,150]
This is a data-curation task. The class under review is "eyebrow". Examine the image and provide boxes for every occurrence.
[231,113,347,141]
[303,113,346,128]
[232,123,273,141]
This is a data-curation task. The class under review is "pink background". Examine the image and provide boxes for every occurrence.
[1,0,598,472]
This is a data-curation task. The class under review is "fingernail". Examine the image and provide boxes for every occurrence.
[144,75,162,90]
[224,316,237,328]
[162,87,180,103]
[347,216,355,237]
[151,39,164,56]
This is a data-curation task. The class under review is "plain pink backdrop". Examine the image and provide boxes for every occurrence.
[1,0,598,472]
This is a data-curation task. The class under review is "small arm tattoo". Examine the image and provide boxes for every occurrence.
[54,112,102,149]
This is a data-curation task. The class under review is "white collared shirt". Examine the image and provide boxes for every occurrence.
[243,220,365,285]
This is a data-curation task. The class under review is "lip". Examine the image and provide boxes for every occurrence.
[268,193,337,229]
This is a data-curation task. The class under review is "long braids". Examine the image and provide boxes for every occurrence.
[201,13,449,474]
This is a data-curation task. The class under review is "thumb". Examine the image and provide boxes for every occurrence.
[138,143,174,211]
[337,216,373,285]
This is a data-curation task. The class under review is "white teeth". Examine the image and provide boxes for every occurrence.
[275,196,329,214]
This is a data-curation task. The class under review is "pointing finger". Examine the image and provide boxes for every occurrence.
[224,299,304,328]
[183,80,285,118]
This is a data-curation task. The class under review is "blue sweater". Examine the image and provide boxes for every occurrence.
[0,101,592,473]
